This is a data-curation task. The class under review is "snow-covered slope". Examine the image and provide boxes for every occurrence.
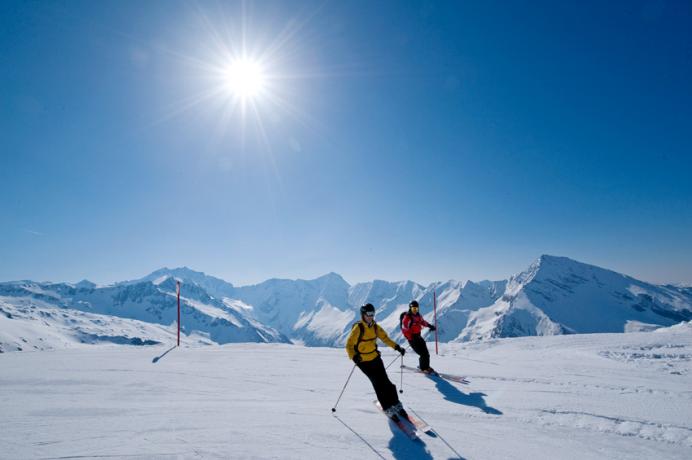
[1,328,690,459]
[459,255,692,341]
[0,296,215,353]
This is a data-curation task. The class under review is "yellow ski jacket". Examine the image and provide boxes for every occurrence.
[345,320,398,363]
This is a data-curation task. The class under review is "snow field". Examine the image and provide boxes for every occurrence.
[0,327,690,459]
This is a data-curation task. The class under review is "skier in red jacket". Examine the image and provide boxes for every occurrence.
[400,300,436,373]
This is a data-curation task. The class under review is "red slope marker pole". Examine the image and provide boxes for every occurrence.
[434,290,438,355]
[176,281,181,347]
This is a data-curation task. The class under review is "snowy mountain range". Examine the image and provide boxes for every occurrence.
[1,255,691,352]
[0,274,288,353]
[458,256,692,342]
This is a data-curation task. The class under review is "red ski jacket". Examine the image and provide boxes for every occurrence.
[401,312,432,341]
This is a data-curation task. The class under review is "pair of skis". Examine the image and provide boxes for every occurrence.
[373,401,432,440]
[400,365,469,384]
[370,365,469,440]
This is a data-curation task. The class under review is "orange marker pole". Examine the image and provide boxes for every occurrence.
[176,281,181,347]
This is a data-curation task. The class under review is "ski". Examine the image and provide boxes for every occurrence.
[404,411,433,434]
[378,400,432,433]
[373,401,418,440]
[401,365,469,384]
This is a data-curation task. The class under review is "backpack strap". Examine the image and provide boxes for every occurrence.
[353,321,380,361]
[400,311,413,331]
[399,311,409,329]
[353,322,364,361]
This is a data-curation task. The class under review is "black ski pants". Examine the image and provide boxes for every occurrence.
[356,355,399,411]
[408,334,430,371]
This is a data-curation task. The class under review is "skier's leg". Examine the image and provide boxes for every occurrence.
[369,357,399,410]
[411,335,430,370]
[418,336,430,370]
[407,339,418,356]
[357,358,393,409]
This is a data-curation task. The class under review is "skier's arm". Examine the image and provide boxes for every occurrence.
[345,324,360,360]
[376,325,399,350]
[421,316,437,331]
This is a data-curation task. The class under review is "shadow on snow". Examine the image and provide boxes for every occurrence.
[386,417,467,460]
[386,418,433,460]
[429,375,502,415]
[151,345,176,364]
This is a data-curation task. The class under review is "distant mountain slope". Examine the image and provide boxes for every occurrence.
[0,295,214,353]
[2,255,691,351]
[0,277,288,352]
[125,267,236,300]
[351,279,425,338]
[232,272,352,344]
[458,255,692,341]
[381,279,505,342]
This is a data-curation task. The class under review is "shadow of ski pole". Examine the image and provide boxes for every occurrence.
[152,345,176,364]
[408,407,466,460]
[332,414,386,459]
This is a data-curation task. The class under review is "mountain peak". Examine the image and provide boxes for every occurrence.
[124,267,235,300]
[74,279,96,289]
[147,267,208,279]
[538,254,568,262]
[315,272,348,284]
[535,254,584,267]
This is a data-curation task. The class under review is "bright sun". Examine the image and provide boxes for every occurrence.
[223,58,266,100]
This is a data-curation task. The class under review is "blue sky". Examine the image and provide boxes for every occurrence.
[1,0,691,286]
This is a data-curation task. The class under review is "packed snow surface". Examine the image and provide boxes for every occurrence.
[1,325,690,459]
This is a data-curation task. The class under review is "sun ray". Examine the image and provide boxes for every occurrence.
[145,1,346,163]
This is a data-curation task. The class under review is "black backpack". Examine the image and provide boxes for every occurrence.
[399,311,410,330]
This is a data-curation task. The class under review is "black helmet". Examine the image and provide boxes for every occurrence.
[360,303,375,315]
[409,300,419,309]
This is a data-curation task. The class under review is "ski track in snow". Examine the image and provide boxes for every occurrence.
[535,409,692,447]
[1,329,691,459]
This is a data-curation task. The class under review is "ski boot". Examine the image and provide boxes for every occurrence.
[391,402,410,421]
[384,404,401,422]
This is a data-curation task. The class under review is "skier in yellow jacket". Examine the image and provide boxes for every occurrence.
[345,303,408,421]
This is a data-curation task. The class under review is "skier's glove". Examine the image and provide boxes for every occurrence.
[353,354,362,364]
[395,345,406,356]
[428,325,436,331]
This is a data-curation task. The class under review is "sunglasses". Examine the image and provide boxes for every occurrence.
[365,312,375,317]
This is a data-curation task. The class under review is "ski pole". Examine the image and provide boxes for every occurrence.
[399,354,404,394]
[384,353,401,370]
[331,364,357,413]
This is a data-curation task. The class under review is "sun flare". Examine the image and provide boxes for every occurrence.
[222,58,266,100]
[163,6,316,148]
